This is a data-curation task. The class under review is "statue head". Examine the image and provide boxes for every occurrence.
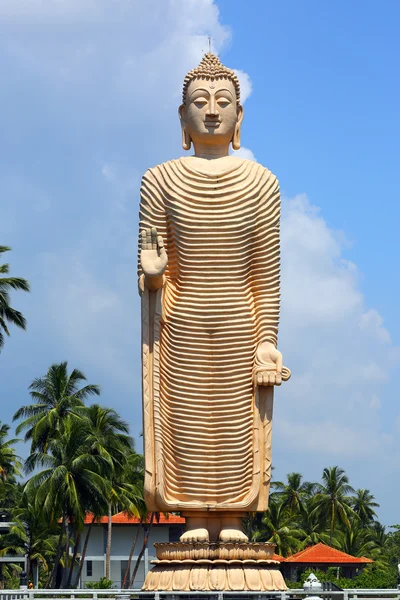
[179,53,244,152]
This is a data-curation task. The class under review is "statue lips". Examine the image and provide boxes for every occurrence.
[204,120,221,128]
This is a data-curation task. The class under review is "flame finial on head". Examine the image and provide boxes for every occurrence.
[182,53,241,105]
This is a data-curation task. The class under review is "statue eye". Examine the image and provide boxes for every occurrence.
[217,97,231,107]
[193,98,208,108]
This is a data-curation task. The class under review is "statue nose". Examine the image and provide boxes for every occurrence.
[207,97,219,117]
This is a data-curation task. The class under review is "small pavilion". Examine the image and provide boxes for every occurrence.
[281,542,373,581]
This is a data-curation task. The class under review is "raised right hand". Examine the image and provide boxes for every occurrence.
[140,227,168,278]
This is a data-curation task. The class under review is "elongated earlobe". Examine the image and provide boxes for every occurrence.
[182,127,192,151]
[232,124,241,150]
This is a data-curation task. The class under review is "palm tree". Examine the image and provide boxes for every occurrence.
[13,362,100,452]
[0,246,30,351]
[334,520,378,558]
[350,489,379,526]
[9,492,59,585]
[0,422,22,507]
[312,466,355,546]
[297,498,331,548]
[76,405,143,580]
[271,472,318,515]
[24,417,110,588]
[252,499,303,556]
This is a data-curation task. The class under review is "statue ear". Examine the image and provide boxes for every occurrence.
[232,104,244,151]
[179,104,192,151]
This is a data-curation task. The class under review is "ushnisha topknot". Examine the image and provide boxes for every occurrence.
[182,52,241,105]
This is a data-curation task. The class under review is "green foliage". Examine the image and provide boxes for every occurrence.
[251,467,400,589]
[85,577,114,589]
[287,565,397,590]
[0,246,30,351]
[1,359,398,591]
[7,361,145,589]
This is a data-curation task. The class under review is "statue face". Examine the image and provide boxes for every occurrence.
[180,78,243,147]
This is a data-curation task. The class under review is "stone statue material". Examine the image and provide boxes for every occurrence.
[139,53,290,591]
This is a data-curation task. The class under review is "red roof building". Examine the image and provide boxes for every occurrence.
[83,512,185,525]
[76,512,186,588]
[283,543,373,581]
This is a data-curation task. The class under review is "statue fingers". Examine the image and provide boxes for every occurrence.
[275,372,282,386]
[257,373,263,386]
[146,228,152,250]
[273,350,283,373]
[262,372,269,386]
[151,227,158,250]
[268,372,276,386]
[157,235,167,258]
[141,230,147,250]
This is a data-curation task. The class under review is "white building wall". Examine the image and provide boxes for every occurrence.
[84,526,105,556]
[110,525,143,555]
[79,558,104,587]
[76,522,184,588]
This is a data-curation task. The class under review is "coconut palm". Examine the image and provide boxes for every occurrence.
[0,246,30,351]
[0,422,22,507]
[333,520,378,558]
[13,362,100,452]
[76,404,143,580]
[252,499,303,556]
[24,417,110,588]
[297,499,331,548]
[9,492,59,585]
[350,489,379,526]
[271,472,318,515]
[312,466,356,546]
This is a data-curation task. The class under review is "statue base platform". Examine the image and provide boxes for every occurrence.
[142,543,287,592]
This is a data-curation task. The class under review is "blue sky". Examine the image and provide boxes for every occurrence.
[1,1,400,526]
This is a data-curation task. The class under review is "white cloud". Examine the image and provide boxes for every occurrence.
[360,309,391,344]
[233,69,252,104]
[274,192,400,471]
[276,418,386,459]
[230,147,257,161]
[2,0,400,523]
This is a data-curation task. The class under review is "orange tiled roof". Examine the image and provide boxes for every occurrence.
[84,512,185,525]
[285,543,373,564]
[273,553,285,562]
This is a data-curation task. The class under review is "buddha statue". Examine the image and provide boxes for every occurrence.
[138,53,290,545]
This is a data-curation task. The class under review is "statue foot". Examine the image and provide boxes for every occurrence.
[219,528,249,542]
[219,515,248,543]
[180,516,209,543]
[180,528,209,543]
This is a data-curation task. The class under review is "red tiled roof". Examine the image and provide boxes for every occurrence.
[84,512,185,525]
[285,543,373,564]
[273,553,285,562]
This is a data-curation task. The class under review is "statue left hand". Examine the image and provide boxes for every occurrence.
[253,341,291,387]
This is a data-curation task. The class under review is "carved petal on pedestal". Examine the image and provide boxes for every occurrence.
[227,565,245,591]
[271,569,287,591]
[260,567,273,590]
[144,568,161,591]
[209,565,227,590]
[190,565,209,591]
[244,566,262,591]
[172,565,191,590]
[159,566,174,591]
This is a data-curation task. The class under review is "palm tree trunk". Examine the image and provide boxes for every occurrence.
[122,523,141,588]
[47,513,66,588]
[26,555,31,582]
[62,520,71,587]
[105,503,112,580]
[129,513,154,588]
[66,530,80,588]
[330,502,335,546]
[73,515,95,588]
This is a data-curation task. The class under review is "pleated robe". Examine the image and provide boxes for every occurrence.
[139,157,280,512]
